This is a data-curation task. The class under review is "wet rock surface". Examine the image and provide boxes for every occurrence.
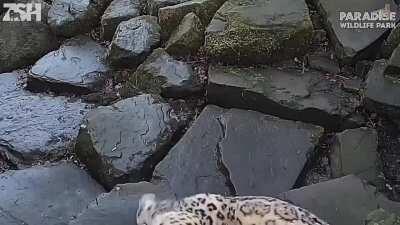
[158,0,226,40]
[132,48,199,98]
[165,12,204,57]
[205,0,313,65]
[28,36,110,94]
[69,182,173,225]
[107,15,160,67]
[312,0,398,63]
[101,0,142,40]
[153,105,323,198]
[330,127,378,182]
[48,0,111,37]
[0,162,104,225]
[0,72,90,162]
[207,65,361,130]
[279,175,400,225]
[75,94,185,189]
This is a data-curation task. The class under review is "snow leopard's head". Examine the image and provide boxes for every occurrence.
[137,194,157,225]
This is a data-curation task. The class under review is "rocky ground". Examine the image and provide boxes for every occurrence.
[1,0,400,224]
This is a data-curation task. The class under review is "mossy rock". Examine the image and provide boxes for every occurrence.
[205,0,313,65]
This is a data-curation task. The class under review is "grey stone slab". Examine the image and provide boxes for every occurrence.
[0,162,105,225]
[0,72,90,162]
[153,105,323,197]
[207,65,361,130]
[330,127,378,182]
[279,175,400,225]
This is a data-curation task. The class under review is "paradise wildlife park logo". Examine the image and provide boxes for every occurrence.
[2,3,41,22]
[339,4,398,29]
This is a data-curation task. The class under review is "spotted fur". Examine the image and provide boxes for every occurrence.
[136,194,329,225]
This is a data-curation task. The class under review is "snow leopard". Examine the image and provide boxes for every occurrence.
[136,193,329,225]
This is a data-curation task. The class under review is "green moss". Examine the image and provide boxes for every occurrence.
[206,9,313,65]
[120,72,167,98]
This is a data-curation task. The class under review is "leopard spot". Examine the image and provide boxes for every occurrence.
[217,212,225,220]
[207,203,217,211]
[195,209,206,218]
[205,216,213,225]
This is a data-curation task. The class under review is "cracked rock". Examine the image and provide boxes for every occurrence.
[205,0,313,65]
[107,15,160,68]
[0,71,90,162]
[69,182,173,225]
[279,175,400,225]
[330,127,378,183]
[75,94,185,189]
[207,65,361,130]
[0,162,104,225]
[28,36,110,94]
[153,105,323,197]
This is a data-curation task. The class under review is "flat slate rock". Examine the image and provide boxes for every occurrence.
[0,162,104,225]
[107,15,160,67]
[312,0,398,63]
[69,182,174,225]
[207,65,361,130]
[28,36,109,94]
[330,127,378,182]
[0,72,90,162]
[75,94,184,189]
[205,0,313,65]
[279,175,400,225]
[133,48,199,98]
[0,2,57,73]
[101,0,142,40]
[153,105,323,198]
[365,59,400,118]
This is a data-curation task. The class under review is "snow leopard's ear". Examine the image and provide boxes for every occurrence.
[138,193,156,216]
